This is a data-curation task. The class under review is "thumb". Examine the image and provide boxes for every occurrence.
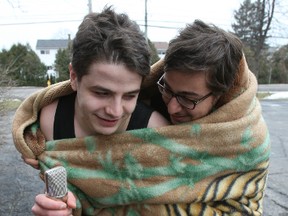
[66,191,77,209]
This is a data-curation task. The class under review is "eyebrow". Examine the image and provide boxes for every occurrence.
[90,86,141,94]
[163,79,201,97]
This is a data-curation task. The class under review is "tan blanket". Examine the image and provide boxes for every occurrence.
[12,58,270,215]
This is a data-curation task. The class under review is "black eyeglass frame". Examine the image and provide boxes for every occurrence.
[157,74,213,110]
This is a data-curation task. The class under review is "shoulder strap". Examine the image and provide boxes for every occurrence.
[53,92,76,139]
[127,101,154,130]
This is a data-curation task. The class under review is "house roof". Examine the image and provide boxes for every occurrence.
[36,39,69,49]
[153,41,168,50]
[35,39,168,51]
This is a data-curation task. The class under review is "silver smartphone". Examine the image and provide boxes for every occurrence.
[44,166,68,201]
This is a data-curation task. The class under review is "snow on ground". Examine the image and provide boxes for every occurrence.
[264,92,288,100]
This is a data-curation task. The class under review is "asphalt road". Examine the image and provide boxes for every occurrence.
[0,110,44,216]
[2,83,288,101]
[0,87,287,216]
[261,100,288,215]
[258,84,288,92]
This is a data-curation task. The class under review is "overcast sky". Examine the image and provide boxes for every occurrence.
[0,0,287,51]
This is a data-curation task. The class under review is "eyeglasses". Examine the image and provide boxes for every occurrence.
[157,74,213,110]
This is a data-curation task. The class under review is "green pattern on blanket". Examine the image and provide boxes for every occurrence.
[37,124,270,206]
[191,124,201,135]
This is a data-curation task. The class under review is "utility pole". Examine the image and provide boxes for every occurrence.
[144,0,148,41]
[88,0,92,13]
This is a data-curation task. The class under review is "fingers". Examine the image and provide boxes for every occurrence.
[66,191,77,209]
[32,205,72,216]
[31,192,76,216]
[32,194,73,216]
[34,194,67,210]
[21,155,39,169]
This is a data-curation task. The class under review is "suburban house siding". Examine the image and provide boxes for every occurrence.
[35,39,168,70]
[36,39,69,67]
[153,41,168,58]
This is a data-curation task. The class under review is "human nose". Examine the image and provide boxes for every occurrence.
[166,96,183,114]
[105,98,123,117]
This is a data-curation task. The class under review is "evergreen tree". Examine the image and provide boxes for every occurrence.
[0,43,46,86]
[148,39,160,65]
[54,48,71,82]
[270,45,288,83]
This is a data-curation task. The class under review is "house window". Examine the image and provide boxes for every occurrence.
[157,50,166,55]
[40,50,50,54]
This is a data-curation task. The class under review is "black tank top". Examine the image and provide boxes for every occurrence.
[53,92,154,139]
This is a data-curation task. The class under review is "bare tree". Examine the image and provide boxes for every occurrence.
[232,0,276,79]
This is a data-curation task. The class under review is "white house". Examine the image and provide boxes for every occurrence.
[36,38,70,79]
[153,41,168,59]
[35,38,168,75]
[36,39,69,68]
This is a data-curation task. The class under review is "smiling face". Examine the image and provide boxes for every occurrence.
[70,62,143,136]
[162,70,220,124]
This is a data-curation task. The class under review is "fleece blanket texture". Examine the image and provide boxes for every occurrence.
[12,57,270,216]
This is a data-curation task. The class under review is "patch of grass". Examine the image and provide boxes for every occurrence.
[0,99,22,113]
[257,92,272,100]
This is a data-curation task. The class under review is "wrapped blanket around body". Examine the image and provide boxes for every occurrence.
[12,57,270,215]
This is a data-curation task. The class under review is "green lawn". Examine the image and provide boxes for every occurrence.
[0,99,22,113]
[256,92,272,100]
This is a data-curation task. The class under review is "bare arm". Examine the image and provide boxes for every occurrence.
[39,99,58,141]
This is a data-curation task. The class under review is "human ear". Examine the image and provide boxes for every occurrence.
[69,63,78,91]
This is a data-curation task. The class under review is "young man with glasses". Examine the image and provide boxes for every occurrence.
[143,19,268,214]
[152,19,243,125]
[157,73,214,124]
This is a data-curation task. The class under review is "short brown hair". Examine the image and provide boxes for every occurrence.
[71,6,150,81]
[164,20,243,95]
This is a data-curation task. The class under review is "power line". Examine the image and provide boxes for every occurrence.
[0,20,182,30]
[1,18,287,41]
[1,20,288,39]
[139,24,181,29]
[0,20,82,26]
[0,19,183,29]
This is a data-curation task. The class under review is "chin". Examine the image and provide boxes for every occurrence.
[170,116,188,124]
[93,126,117,136]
